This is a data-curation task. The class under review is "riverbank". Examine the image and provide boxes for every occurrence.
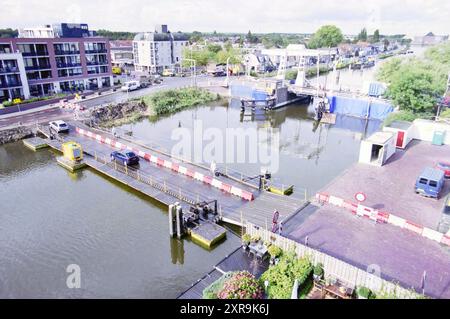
[0,125,34,145]
[94,87,222,128]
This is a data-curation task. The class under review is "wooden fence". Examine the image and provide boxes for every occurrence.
[245,222,421,299]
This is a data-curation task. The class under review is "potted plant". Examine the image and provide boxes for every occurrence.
[313,263,324,282]
[242,234,251,251]
[251,235,261,243]
[267,245,282,265]
[356,287,372,299]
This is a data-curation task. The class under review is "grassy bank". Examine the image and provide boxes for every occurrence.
[141,87,221,116]
[99,87,221,128]
[99,112,145,128]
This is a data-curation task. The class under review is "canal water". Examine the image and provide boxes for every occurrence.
[0,142,240,298]
[0,94,382,299]
[120,100,381,197]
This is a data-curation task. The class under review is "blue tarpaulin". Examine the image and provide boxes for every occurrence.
[330,96,393,120]
[252,90,268,101]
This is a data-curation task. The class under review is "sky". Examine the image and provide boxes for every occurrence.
[1,0,449,36]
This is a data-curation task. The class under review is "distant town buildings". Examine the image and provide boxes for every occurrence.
[0,23,112,103]
[413,32,449,46]
[110,40,134,67]
[133,24,189,73]
[19,23,95,39]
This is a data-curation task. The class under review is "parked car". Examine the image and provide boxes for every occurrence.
[121,80,140,92]
[162,69,175,77]
[435,161,450,178]
[415,167,445,199]
[110,151,140,166]
[49,120,69,133]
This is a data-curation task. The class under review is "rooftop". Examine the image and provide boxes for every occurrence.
[283,140,450,298]
[366,131,394,144]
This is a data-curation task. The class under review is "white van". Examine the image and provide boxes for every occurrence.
[121,80,140,92]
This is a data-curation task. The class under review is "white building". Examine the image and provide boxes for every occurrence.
[19,25,55,38]
[0,52,30,102]
[133,25,189,73]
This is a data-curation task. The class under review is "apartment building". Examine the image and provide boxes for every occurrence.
[19,23,94,39]
[110,40,134,66]
[133,24,189,73]
[0,51,30,102]
[0,36,112,99]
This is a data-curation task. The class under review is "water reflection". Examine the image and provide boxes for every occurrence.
[119,99,382,195]
[170,238,185,265]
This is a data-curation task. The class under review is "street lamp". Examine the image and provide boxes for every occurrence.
[226,56,230,87]
[182,58,197,87]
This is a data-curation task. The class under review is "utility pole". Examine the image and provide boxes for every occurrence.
[436,72,450,120]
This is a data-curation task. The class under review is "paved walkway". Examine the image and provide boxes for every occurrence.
[283,141,450,298]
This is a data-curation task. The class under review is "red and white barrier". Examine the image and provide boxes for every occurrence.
[315,192,450,247]
[76,127,254,201]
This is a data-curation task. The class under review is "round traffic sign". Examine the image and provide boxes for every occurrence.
[355,192,367,202]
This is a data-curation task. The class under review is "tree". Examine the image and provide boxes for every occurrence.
[206,43,222,54]
[246,30,259,44]
[0,28,18,38]
[377,42,450,117]
[373,29,380,43]
[189,31,203,43]
[383,39,390,51]
[358,28,368,42]
[307,25,344,49]
[376,58,402,83]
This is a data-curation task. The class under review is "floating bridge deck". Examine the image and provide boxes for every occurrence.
[32,121,306,229]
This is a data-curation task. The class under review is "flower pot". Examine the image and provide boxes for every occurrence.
[313,274,323,282]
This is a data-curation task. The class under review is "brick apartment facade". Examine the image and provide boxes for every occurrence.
[0,37,112,101]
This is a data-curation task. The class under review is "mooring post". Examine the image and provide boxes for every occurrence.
[168,204,175,237]
[176,205,183,239]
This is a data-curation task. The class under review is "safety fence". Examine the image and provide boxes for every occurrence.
[245,222,421,299]
[76,126,254,201]
[91,151,215,209]
[315,192,450,248]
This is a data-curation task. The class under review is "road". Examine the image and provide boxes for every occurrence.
[0,75,216,129]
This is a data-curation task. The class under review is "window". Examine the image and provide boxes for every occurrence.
[429,180,438,187]
[419,178,428,185]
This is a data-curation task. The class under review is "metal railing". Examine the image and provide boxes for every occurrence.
[91,151,212,207]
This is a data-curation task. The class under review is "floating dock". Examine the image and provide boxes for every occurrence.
[23,137,49,151]
[56,156,87,172]
[28,121,307,250]
[189,222,227,248]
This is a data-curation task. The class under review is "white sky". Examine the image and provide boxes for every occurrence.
[1,0,449,36]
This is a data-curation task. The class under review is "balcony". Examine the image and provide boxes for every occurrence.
[0,67,20,74]
[86,60,109,66]
[54,50,80,56]
[25,64,52,71]
[21,51,49,57]
[56,62,82,68]
[85,49,108,54]
[0,81,22,88]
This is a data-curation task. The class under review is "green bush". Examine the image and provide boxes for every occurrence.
[383,110,433,127]
[267,245,282,258]
[217,271,264,299]
[242,234,251,244]
[142,88,219,116]
[440,108,450,118]
[357,287,372,298]
[313,263,324,277]
[202,272,234,299]
[260,251,312,299]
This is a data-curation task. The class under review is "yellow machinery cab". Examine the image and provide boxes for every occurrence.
[62,141,83,162]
